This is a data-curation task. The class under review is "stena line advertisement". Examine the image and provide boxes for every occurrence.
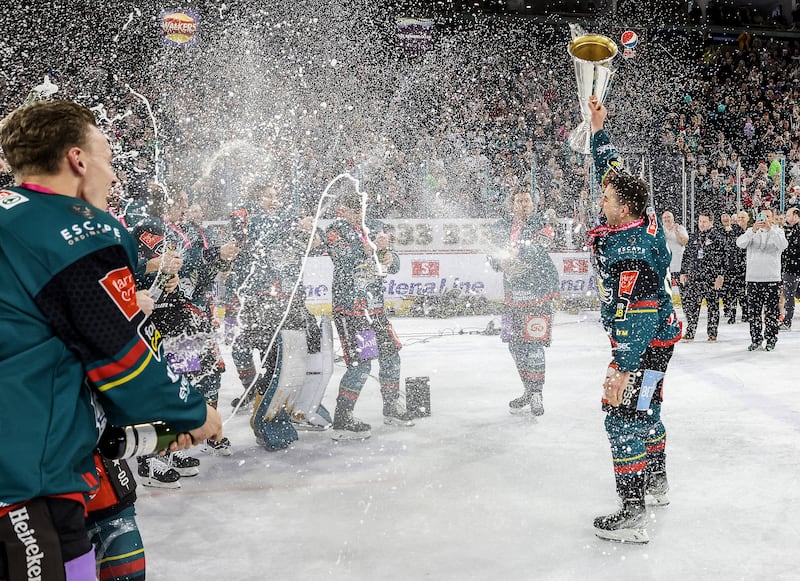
[298,219,594,313]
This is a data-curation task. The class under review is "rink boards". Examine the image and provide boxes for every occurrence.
[310,217,593,314]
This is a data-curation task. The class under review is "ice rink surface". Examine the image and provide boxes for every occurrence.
[135,310,800,581]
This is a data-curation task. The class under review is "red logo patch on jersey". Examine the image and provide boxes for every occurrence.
[139,231,164,250]
[99,267,139,321]
[327,230,341,244]
[524,315,550,340]
[618,271,639,296]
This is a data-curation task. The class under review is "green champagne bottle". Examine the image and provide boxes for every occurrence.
[98,422,179,459]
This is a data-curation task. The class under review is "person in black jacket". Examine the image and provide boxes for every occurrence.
[719,212,747,324]
[782,207,800,330]
[680,210,726,341]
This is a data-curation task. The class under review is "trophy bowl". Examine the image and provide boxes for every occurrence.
[567,33,618,154]
[568,34,618,64]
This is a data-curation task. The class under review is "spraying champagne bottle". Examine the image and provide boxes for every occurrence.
[148,270,174,302]
[98,422,180,459]
[22,75,59,106]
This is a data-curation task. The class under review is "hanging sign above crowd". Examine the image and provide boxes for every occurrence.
[161,10,200,47]
[396,17,434,56]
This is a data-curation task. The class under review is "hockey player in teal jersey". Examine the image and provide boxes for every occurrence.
[229,181,330,450]
[325,186,415,440]
[133,186,238,463]
[585,96,682,544]
[0,101,221,580]
[490,188,560,416]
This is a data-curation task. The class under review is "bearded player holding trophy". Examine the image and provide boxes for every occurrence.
[570,29,682,544]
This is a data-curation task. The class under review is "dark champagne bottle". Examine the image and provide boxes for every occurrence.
[98,422,179,459]
[148,271,174,303]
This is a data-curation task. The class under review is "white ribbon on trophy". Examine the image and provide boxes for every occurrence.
[567,25,618,155]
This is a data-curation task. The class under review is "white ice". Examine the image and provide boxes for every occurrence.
[135,309,800,581]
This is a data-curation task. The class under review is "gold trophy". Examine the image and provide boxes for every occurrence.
[567,25,618,154]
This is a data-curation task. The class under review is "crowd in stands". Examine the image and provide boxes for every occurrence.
[4,12,800,241]
[662,33,800,218]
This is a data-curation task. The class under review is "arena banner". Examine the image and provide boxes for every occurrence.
[381,218,496,252]
[207,218,576,254]
[379,218,579,253]
[302,253,503,311]
[302,250,594,313]
[204,218,595,312]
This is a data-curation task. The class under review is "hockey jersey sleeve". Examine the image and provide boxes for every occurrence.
[131,221,166,292]
[607,256,662,372]
[591,129,623,188]
[34,244,208,432]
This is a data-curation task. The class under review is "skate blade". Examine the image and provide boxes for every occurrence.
[331,429,371,441]
[172,467,200,477]
[509,407,531,416]
[594,527,649,544]
[231,396,255,413]
[201,445,232,457]
[292,421,332,432]
[645,494,670,507]
[383,417,415,427]
[140,478,181,490]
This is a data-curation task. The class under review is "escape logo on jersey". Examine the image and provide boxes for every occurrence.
[161,10,199,46]
[524,315,550,341]
[0,190,29,209]
[411,260,439,277]
[618,271,639,296]
[139,231,165,251]
[99,267,139,321]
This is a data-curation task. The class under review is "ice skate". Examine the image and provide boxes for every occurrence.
[509,392,533,415]
[166,450,200,477]
[593,500,648,544]
[383,402,415,427]
[645,471,670,506]
[202,437,232,456]
[231,390,255,413]
[138,456,181,489]
[331,410,371,441]
[509,385,536,415]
